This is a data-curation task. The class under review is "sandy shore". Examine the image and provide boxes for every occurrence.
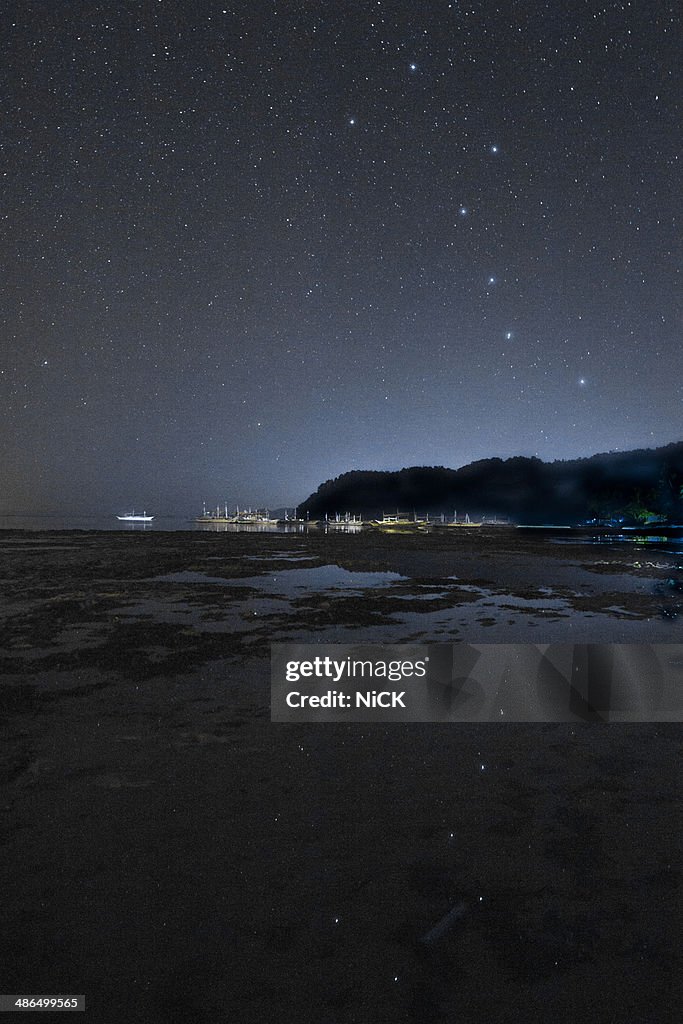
[0,530,680,1022]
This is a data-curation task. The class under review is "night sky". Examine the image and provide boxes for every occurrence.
[2,1,680,513]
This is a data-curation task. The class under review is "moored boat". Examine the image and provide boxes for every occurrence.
[277,508,314,526]
[364,513,431,532]
[194,502,237,523]
[117,510,154,522]
[195,503,279,525]
[325,513,363,529]
[432,512,482,528]
[231,507,279,525]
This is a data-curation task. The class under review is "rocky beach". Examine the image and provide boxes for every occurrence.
[0,528,680,1022]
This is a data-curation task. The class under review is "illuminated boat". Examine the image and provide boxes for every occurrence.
[195,502,237,523]
[364,513,431,532]
[117,511,154,522]
[232,508,279,525]
[433,512,482,528]
[325,513,363,528]
[195,503,278,525]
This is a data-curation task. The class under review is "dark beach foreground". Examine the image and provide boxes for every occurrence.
[0,529,680,1022]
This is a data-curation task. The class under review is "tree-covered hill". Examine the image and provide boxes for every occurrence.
[299,443,683,525]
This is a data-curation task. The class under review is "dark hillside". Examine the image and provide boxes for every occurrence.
[299,443,683,524]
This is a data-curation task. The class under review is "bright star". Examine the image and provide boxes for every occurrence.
[579,378,586,386]
[349,118,355,125]
[490,145,499,154]
[409,63,417,71]
[505,331,513,340]
[459,206,468,216]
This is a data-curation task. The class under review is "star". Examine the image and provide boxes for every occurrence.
[3,2,678,524]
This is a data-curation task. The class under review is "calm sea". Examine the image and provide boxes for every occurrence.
[1,515,681,552]
[0,513,314,533]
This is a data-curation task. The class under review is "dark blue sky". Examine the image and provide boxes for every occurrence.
[2,1,680,512]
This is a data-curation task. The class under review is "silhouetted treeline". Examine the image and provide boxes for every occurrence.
[299,442,683,525]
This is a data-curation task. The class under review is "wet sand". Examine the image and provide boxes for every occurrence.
[0,530,680,1022]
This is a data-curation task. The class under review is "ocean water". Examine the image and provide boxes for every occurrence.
[0,512,322,533]
[0,513,192,532]
[1,515,682,554]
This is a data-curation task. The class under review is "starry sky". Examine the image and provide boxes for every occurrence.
[2,1,681,512]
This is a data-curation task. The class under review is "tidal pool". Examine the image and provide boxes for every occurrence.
[154,565,406,595]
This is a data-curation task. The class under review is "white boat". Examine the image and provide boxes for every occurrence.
[117,510,154,522]
[364,512,430,531]
[278,508,313,525]
[195,503,278,525]
[195,502,236,523]
[433,511,482,528]
[325,513,363,528]
[232,507,279,525]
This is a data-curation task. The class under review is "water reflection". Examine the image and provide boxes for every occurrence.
[194,522,290,533]
[554,534,683,552]
[154,565,405,595]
